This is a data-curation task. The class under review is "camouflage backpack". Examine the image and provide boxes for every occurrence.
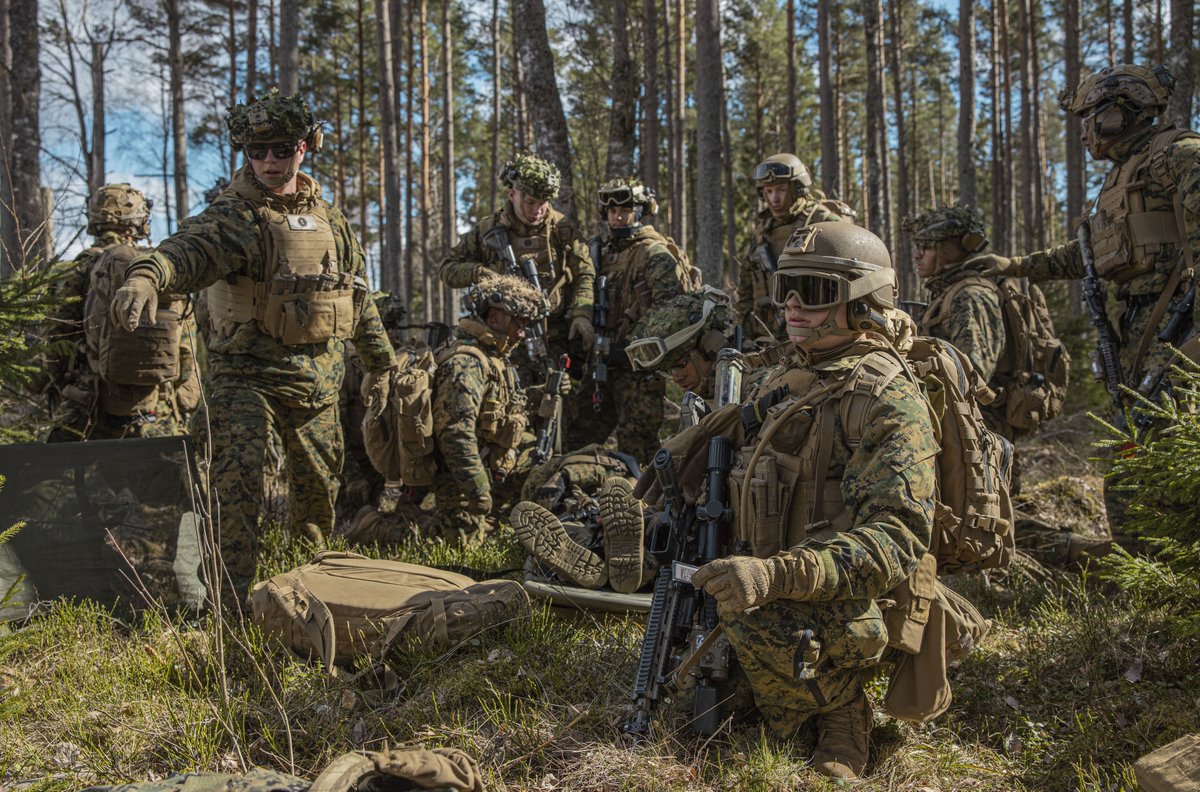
[362,341,438,486]
[251,551,529,672]
[925,274,1069,435]
[659,232,702,291]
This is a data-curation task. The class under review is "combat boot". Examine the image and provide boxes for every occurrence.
[598,477,645,593]
[511,502,607,588]
[1068,533,1113,566]
[811,689,871,779]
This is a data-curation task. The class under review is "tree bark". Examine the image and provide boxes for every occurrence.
[1064,0,1083,307]
[1017,0,1035,250]
[511,0,528,151]
[247,0,258,96]
[420,0,436,322]
[722,57,736,281]
[672,0,686,246]
[405,0,416,307]
[376,0,402,294]
[888,0,912,299]
[818,0,838,197]
[989,0,1007,254]
[166,0,189,223]
[357,0,367,236]
[957,0,977,207]
[513,0,575,220]
[278,0,299,94]
[1122,0,1133,63]
[863,0,887,242]
[6,0,47,268]
[441,0,456,325]
[999,0,1014,254]
[0,0,12,273]
[605,0,636,179]
[662,0,676,236]
[785,0,796,153]
[91,40,105,193]
[490,0,500,208]
[1166,0,1193,129]
[228,0,238,176]
[695,0,722,283]
[641,0,659,194]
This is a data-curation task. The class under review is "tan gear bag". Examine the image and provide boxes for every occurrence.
[362,342,439,486]
[251,551,529,672]
[1134,733,1200,792]
[310,747,485,792]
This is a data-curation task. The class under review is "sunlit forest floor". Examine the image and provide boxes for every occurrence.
[2,408,1197,792]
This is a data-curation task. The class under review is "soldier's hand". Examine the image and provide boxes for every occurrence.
[110,272,160,332]
[361,367,395,404]
[976,254,1021,278]
[692,555,784,615]
[466,491,493,515]
[568,316,596,349]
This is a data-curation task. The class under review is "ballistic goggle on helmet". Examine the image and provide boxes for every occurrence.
[597,178,658,215]
[769,223,896,313]
[753,153,813,190]
[626,287,730,371]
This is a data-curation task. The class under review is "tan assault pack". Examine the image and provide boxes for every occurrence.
[251,551,529,672]
[362,341,439,486]
[83,243,186,415]
[657,231,702,291]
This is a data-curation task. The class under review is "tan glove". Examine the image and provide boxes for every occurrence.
[360,367,395,404]
[466,490,493,516]
[568,315,596,349]
[692,556,787,615]
[110,272,160,332]
[975,253,1023,278]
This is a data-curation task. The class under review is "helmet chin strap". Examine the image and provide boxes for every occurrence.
[785,305,859,345]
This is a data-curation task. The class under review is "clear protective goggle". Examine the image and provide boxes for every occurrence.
[626,297,718,371]
[753,160,797,182]
[598,185,636,207]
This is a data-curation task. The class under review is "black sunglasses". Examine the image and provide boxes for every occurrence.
[244,141,301,160]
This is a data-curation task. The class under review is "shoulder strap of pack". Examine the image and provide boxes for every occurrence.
[836,349,907,449]
[1146,126,1198,191]
[921,275,993,330]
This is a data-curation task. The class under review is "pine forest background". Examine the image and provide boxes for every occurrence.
[0,0,1197,325]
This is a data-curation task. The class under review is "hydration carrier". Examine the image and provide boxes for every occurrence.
[362,341,438,486]
[83,243,185,415]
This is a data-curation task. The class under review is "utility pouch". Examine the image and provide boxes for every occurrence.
[882,553,938,654]
[729,449,790,557]
[262,276,357,345]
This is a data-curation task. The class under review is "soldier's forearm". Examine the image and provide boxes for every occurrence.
[1018,240,1084,283]
[439,258,483,288]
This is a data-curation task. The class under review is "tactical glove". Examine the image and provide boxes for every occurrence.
[975,254,1023,278]
[692,555,786,615]
[568,316,596,349]
[466,491,493,516]
[361,367,395,405]
[110,271,160,332]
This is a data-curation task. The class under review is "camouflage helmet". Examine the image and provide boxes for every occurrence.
[227,89,323,152]
[467,272,549,321]
[902,205,988,255]
[1059,64,1174,126]
[772,222,896,332]
[86,183,151,239]
[753,153,813,191]
[597,177,658,216]
[500,154,560,201]
[627,286,732,371]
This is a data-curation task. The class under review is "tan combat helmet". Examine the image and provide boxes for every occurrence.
[902,205,988,263]
[771,221,896,338]
[1059,64,1174,139]
[500,153,560,201]
[86,183,151,239]
[598,177,658,238]
[467,272,550,321]
[753,153,813,192]
[227,88,323,152]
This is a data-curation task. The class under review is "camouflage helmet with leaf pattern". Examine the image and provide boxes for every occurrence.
[86,183,151,239]
[467,272,550,321]
[902,205,987,249]
[227,89,323,152]
[500,153,560,201]
[627,286,732,371]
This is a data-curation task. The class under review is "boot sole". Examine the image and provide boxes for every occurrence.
[600,478,644,594]
[511,501,606,588]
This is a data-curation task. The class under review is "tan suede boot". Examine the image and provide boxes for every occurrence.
[811,689,871,779]
[511,501,607,588]
[599,477,645,593]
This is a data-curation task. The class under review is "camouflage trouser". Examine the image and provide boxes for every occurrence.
[429,438,535,544]
[722,596,887,737]
[566,366,665,467]
[47,397,186,442]
[197,386,342,586]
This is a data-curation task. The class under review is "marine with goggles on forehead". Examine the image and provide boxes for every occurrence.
[108,89,398,594]
[564,177,695,465]
[640,222,937,779]
[737,153,853,341]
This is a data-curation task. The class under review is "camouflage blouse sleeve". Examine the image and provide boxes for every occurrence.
[644,246,687,305]
[1016,239,1084,282]
[564,235,596,321]
[142,201,259,292]
[433,354,492,499]
[438,227,488,288]
[791,376,937,602]
[1167,134,1200,257]
[945,282,1005,379]
[329,206,398,373]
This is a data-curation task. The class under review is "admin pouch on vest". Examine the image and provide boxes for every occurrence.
[882,578,990,723]
[363,342,438,485]
[84,244,186,415]
[1134,733,1200,792]
[928,275,1069,435]
[1087,126,1200,284]
[205,201,367,344]
[80,746,485,792]
[0,437,206,620]
[251,551,530,674]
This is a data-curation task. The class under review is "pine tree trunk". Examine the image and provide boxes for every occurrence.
[441,0,456,325]
[663,0,676,236]
[786,0,796,153]
[279,0,299,94]
[605,0,636,179]
[512,0,528,151]
[247,0,258,96]
[695,0,722,282]
[722,57,736,281]
[641,0,659,194]
[357,0,367,236]
[999,0,1014,254]
[957,0,977,207]
[91,41,106,195]
[673,0,686,247]
[405,0,416,297]
[513,0,576,221]
[1167,0,1193,128]
[989,0,1007,255]
[421,0,436,322]
[863,0,887,241]
[7,0,46,268]
[818,0,838,197]
[1028,0,1045,249]
[229,0,238,176]
[1064,0,1083,308]
[888,0,912,300]
[0,0,12,274]
[333,36,346,206]
[377,0,402,294]
[1019,0,1036,251]
[1122,0,1133,62]
[267,0,276,85]
[489,0,500,208]
[167,0,189,223]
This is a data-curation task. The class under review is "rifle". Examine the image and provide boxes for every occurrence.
[534,353,570,464]
[592,274,610,411]
[481,224,549,361]
[752,239,777,274]
[625,437,735,739]
[1078,220,1125,407]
